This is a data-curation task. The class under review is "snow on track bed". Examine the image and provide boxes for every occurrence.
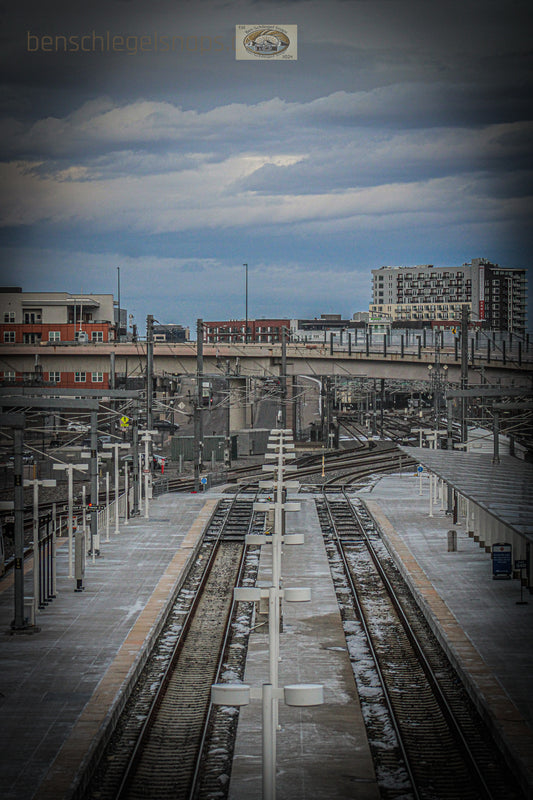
[316,492,526,800]
[82,494,264,800]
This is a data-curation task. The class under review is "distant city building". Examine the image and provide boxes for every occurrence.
[203,319,290,343]
[291,314,364,342]
[153,324,190,343]
[0,288,116,388]
[0,288,116,344]
[369,258,527,334]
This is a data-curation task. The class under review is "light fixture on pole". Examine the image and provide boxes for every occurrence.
[102,442,130,534]
[213,429,323,799]
[244,263,248,343]
[53,462,88,578]
[140,431,158,518]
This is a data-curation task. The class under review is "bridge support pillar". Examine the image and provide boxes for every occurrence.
[228,377,252,432]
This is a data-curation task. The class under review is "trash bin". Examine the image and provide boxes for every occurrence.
[447,529,457,552]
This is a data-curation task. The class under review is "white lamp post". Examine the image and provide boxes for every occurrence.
[53,462,88,578]
[103,442,130,534]
[215,429,323,799]
[140,431,158,519]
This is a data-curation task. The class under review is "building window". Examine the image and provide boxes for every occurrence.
[3,331,15,343]
[74,372,86,382]
[91,331,104,342]
[91,372,103,382]
[49,331,61,342]
[49,371,61,383]
[3,311,15,323]
[23,333,41,344]
[23,310,42,324]
[2,371,15,381]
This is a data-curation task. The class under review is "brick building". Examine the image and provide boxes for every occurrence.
[203,319,290,344]
[0,288,116,387]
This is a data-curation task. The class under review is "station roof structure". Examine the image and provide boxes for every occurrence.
[399,446,533,542]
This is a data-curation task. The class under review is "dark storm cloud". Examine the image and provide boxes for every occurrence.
[1,0,531,326]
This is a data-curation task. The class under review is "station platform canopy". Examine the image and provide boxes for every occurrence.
[399,446,533,542]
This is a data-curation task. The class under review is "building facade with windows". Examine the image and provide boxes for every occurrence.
[153,324,190,343]
[203,319,290,344]
[290,314,365,342]
[0,288,116,344]
[0,288,116,387]
[369,258,527,333]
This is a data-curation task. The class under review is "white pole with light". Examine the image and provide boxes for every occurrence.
[53,463,88,578]
[140,431,158,519]
[213,428,323,800]
[103,442,130,534]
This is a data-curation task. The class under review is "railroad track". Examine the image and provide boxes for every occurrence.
[82,490,265,800]
[323,451,417,487]
[316,491,525,800]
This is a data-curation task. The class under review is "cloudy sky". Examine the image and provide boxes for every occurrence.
[1,0,531,333]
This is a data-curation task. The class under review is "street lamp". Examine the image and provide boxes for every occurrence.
[212,429,323,800]
[81,449,112,558]
[140,430,158,518]
[244,263,248,343]
[102,442,130,534]
[53,462,88,578]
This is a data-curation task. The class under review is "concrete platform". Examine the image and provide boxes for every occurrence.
[363,472,533,797]
[0,493,211,800]
[228,476,533,799]
[229,496,380,800]
[0,472,532,800]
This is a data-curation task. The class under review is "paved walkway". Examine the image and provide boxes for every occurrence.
[229,495,380,800]
[0,471,531,799]
[363,472,533,796]
[0,493,210,800]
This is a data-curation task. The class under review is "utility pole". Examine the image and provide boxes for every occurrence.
[117,266,121,341]
[146,314,154,434]
[380,378,385,436]
[89,410,98,554]
[10,416,27,630]
[132,403,140,515]
[194,319,204,491]
[244,263,248,343]
[460,305,469,443]
[280,326,287,429]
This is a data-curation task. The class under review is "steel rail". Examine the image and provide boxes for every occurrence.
[113,489,256,800]
[321,490,420,800]
[341,491,495,800]
[323,453,417,487]
[188,486,261,799]
[113,498,235,800]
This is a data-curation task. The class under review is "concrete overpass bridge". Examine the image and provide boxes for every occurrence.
[3,339,532,385]
[1,339,531,436]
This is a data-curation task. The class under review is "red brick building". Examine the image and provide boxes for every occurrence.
[0,289,116,388]
[203,319,290,344]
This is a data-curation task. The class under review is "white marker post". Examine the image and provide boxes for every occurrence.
[53,463,88,578]
[102,442,130,534]
[140,431,158,519]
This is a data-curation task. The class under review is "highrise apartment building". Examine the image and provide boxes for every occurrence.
[369,258,527,333]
